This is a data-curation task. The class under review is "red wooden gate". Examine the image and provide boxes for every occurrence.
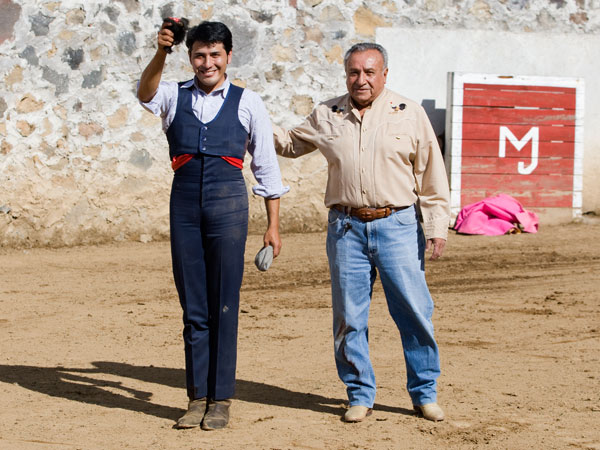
[446,73,584,220]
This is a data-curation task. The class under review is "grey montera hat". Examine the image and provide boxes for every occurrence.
[254,245,274,271]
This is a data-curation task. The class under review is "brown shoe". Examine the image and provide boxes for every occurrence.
[201,399,232,430]
[343,405,372,423]
[414,402,445,421]
[176,398,207,429]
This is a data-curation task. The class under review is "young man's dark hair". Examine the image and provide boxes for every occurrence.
[185,21,233,54]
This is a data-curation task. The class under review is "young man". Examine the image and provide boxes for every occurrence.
[138,21,288,430]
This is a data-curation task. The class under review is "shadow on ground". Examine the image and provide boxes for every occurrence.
[0,362,413,421]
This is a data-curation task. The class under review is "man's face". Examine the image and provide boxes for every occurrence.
[189,41,232,94]
[345,49,388,109]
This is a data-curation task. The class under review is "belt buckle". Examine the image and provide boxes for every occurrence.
[359,208,373,222]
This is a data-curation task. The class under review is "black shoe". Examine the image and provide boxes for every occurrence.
[201,399,231,430]
[175,398,207,429]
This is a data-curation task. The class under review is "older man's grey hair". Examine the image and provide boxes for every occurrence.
[343,43,388,70]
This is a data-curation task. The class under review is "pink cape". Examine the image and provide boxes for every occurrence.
[454,194,539,235]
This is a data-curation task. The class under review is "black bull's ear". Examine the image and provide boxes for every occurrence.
[162,17,189,54]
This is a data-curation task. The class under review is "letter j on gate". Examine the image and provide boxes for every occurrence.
[498,126,539,175]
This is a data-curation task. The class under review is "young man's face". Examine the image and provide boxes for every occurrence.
[345,49,388,109]
[189,41,232,94]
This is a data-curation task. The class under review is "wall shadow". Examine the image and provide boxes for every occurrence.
[421,98,446,138]
[0,362,414,421]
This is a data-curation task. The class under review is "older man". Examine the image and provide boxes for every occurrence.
[273,43,449,422]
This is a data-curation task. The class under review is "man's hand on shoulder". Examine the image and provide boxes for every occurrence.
[426,238,446,261]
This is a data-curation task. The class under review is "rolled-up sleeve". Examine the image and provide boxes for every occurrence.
[243,91,290,198]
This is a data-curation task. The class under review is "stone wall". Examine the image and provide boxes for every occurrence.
[1,0,598,247]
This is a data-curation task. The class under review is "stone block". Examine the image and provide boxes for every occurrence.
[291,67,305,80]
[129,149,153,170]
[82,69,104,89]
[0,0,21,44]
[42,118,53,137]
[232,79,247,88]
[271,44,295,62]
[470,0,492,19]
[118,32,136,56]
[40,141,55,157]
[0,99,7,119]
[130,132,146,143]
[108,106,129,129]
[62,48,85,70]
[228,23,257,68]
[325,45,343,64]
[5,66,23,87]
[291,95,314,116]
[265,64,284,82]
[304,27,323,43]
[42,66,69,95]
[83,145,102,157]
[17,94,44,114]
[570,12,588,24]
[19,46,38,66]
[425,0,449,11]
[17,121,35,137]
[53,105,67,120]
[29,12,54,36]
[1,140,12,155]
[78,122,104,138]
[353,6,390,36]
[320,5,344,21]
[66,8,86,25]
[59,30,74,41]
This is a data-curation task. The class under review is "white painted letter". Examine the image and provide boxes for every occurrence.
[498,126,539,175]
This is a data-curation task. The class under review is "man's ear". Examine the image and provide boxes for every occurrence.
[227,51,232,65]
[383,67,389,83]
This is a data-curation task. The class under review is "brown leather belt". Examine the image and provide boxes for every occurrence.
[332,204,410,222]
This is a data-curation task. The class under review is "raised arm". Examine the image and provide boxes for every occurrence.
[137,24,174,102]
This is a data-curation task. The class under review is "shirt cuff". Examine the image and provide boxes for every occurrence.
[422,215,450,241]
[252,184,290,199]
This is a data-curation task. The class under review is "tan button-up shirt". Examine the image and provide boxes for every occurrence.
[273,88,450,239]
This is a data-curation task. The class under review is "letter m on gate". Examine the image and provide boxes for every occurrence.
[498,126,539,175]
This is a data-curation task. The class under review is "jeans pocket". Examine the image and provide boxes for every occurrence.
[328,209,349,236]
[392,207,418,225]
[327,208,342,225]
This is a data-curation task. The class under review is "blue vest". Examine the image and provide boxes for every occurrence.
[166,81,248,160]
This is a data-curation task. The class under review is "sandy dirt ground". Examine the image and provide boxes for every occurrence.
[1,220,600,450]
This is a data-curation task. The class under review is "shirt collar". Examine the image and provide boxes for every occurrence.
[348,88,388,110]
[182,75,230,98]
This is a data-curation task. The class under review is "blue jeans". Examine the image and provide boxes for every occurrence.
[326,205,440,408]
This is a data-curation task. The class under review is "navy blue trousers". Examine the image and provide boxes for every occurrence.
[170,155,248,400]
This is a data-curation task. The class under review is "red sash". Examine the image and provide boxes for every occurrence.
[171,154,243,171]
